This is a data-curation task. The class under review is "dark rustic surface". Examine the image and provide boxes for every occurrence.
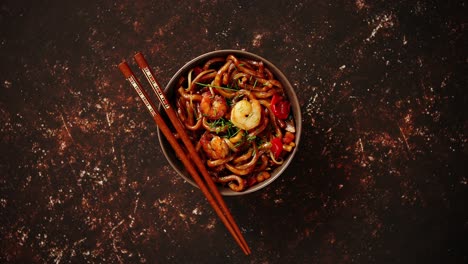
[1,0,467,263]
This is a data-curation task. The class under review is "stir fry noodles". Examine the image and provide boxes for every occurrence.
[174,55,296,192]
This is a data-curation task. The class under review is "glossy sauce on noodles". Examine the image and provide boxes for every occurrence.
[174,55,296,192]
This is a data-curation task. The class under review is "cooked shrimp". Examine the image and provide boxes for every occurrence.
[200,92,228,120]
[230,91,261,130]
[200,132,230,160]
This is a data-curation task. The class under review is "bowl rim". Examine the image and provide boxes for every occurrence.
[157,49,302,196]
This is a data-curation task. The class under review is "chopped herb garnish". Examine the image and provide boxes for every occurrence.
[234,63,244,70]
[195,82,238,91]
[247,135,256,142]
[208,117,227,128]
[234,140,244,147]
[227,128,239,138]
[256,137,266,148]
[206,118,239,138]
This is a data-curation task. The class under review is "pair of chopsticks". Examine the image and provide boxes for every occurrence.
[118,53,251,255]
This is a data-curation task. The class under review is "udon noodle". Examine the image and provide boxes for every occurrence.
[174,54,296,192]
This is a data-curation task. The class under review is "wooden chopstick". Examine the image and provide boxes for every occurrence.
[118,61,250,255]
[133,53,251,254]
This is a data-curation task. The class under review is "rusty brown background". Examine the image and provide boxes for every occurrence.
[0,0,467,263]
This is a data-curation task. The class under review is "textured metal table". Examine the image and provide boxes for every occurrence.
[0,1,466,263]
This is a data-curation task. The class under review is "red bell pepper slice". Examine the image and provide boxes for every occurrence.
[271,94,290,120]
[270,137,283,159]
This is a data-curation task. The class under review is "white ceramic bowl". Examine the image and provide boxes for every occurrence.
[157,50,302,195]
